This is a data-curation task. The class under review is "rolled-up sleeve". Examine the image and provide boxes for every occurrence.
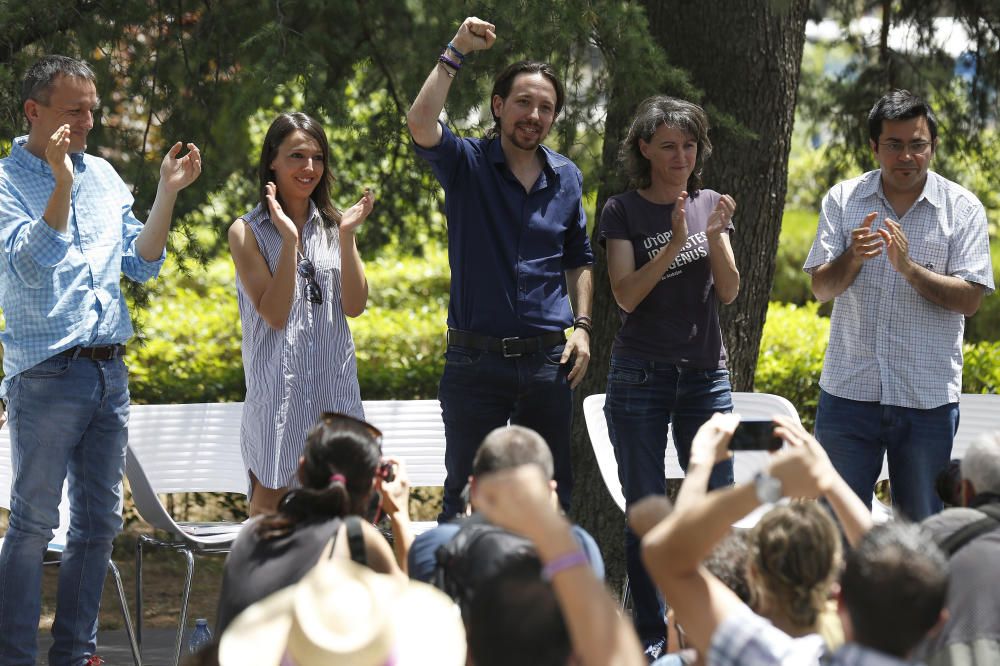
[118,179,165,283]
[0,180,73,287]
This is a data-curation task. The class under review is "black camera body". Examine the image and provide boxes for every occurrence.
[377,460,395,483]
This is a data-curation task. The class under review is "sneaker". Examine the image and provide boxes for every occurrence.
[85,656,105,666]
[642,637,666,662]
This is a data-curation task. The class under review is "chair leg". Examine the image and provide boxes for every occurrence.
[108,560,143,666]
[172,549,196,666]
[135,536,145,656]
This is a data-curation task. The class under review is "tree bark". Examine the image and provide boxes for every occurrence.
[571,0,809,599]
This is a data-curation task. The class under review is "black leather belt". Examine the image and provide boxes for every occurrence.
[60,344,127,360]
[447,329,565,358]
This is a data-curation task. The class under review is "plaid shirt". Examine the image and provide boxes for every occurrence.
[710,605,826,665]
[804,170,994,409]
[0,136,164,395]
[710,606,918,666]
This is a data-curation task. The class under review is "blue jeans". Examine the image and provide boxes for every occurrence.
[0,355,130,666]
[437,343,572,521]
[604,356,734,642]
[814,389,958,522]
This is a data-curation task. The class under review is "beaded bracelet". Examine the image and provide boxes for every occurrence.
[542,550,589,580]
[438,54,462,72]
[446,41,467,62]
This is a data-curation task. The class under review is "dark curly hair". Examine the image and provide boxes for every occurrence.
[618,95,712,192]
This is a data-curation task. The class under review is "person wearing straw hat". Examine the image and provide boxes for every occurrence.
[218,557,465,666]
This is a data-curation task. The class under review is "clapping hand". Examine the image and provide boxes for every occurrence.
[159,142,202,194]
[706,194,736,239]
[264,182,298,243]
[45,124,73,184]
[339,188,375,235]
[848,212,886,262]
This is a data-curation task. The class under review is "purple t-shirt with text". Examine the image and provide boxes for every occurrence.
[599,189,733,368]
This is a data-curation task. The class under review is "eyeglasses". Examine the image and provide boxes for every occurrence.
[296,253,323,305]
[878,140,932,156]
[319,411,383,446]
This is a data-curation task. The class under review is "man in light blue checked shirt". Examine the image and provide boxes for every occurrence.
[0,55,201,665]
[804,90,994,522]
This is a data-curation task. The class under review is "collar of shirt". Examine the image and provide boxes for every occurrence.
[857,168,945,211]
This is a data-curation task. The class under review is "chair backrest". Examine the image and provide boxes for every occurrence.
[582,393,626,513]
[125,403,248,535]
[364,399,447,488]
[582,392,802,513]
[0,425,74,549]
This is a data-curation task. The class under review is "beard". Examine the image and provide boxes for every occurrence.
[503,120,548,151]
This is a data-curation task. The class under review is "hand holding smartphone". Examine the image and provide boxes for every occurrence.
[729,418,783,451]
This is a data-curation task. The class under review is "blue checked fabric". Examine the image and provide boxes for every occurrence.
[804,170,994,410]
[0,136,164,396]
[709,604,826,665]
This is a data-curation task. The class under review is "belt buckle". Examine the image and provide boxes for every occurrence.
[501,337,523,358]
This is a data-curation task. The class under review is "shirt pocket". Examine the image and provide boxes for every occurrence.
[910,239,949,275]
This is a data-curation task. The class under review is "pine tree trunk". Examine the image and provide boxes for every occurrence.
[570,0,809,598]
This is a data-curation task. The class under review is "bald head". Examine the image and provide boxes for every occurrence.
[472,426,554,480]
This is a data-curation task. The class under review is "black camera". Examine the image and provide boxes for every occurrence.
[377,459,395,483]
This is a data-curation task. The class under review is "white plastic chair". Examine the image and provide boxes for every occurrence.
[582,391,801,607]
[125,402,249,666]
[0,424,140,664]
[364,399,448,535]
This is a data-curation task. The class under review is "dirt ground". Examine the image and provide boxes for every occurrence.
[34,487,443,633]
[38,530,226,633]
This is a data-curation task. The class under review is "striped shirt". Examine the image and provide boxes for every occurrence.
[804,170,994,409]
[0,135,164,396]
[236,202,363,489]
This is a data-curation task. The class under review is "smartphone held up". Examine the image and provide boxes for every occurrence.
[729,418,783,451]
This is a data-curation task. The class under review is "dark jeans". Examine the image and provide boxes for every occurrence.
[604,356,734,642]
[814,389,958,521]
[437,343,572,521]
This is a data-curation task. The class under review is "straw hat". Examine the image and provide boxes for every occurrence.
[218,557,466,666]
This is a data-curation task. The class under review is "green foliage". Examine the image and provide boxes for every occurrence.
[353,246,450,400]
[127,259,244,404]
[755,302,830,429]
[962,340,1000,394]
[770,209,823,307]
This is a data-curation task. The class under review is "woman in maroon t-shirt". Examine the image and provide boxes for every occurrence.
[598,95,740,656]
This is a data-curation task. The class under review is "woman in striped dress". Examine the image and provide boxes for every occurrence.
[229,112,374,515]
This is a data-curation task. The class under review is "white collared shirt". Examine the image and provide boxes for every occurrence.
[804,170,993,409]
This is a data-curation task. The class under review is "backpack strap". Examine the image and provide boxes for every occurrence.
[324,516,368,566]
[938,506,1000,556]
[345,515,368,566]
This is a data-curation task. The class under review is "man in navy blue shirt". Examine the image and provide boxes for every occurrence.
[407,16,594,520]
